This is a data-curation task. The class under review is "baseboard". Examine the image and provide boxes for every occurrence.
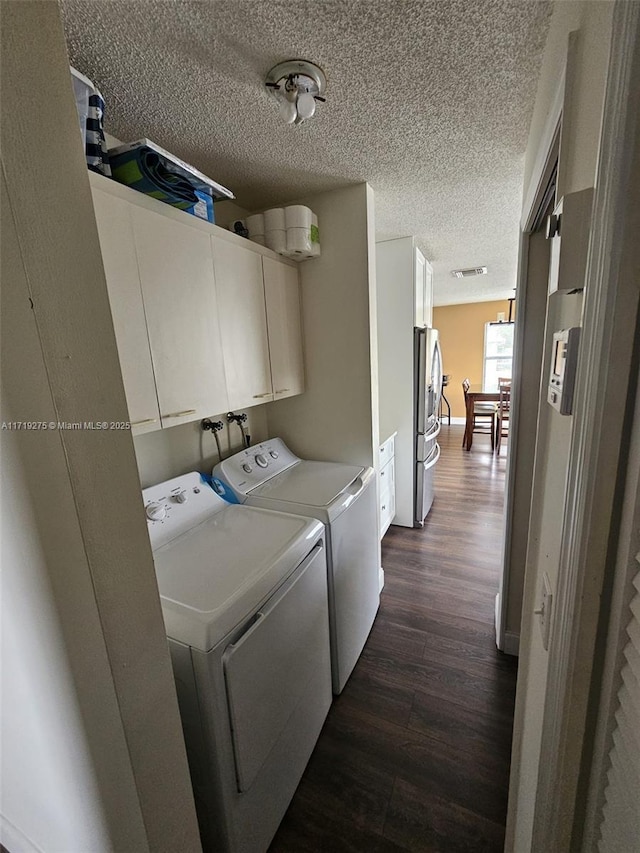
[503,631,520,656]
[495,593,520,656]
[441,417,466,425]
[378,566,385,592]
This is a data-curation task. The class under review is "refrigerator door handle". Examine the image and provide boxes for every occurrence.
[424,442,441,471]
[424,420,441,441]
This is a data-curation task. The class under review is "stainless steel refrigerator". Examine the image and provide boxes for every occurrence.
[414,327,443,525]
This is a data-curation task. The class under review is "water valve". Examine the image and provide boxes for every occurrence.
[202,418,224,433]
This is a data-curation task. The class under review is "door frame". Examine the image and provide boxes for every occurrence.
[529,2,640,848]
[496,68,563,655]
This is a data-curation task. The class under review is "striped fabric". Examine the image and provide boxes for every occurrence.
[85,90,111,177]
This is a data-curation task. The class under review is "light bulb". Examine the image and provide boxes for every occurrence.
[278,95,297,124]
[296,91,316,121]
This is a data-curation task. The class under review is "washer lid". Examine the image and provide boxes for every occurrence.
[152,504,323,651]
[248,460,365,507]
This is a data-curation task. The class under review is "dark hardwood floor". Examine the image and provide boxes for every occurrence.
[270,424,517,853]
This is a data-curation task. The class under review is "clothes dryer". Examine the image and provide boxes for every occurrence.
[214,438,380,693]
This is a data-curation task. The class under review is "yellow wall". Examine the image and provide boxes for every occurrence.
[433,299,512,418]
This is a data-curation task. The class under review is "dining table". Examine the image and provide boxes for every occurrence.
[464,385,501,450]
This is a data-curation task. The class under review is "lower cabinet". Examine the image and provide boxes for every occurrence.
[379,434,396,537]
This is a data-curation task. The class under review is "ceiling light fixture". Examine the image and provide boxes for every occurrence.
[265,59,326,126]
[451,266,488,278]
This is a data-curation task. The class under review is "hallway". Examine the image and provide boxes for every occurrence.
[270,425,518,852]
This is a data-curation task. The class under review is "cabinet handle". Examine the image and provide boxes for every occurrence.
[275,388,290,394]
[131,418,158,426]
[252,393,273,399]
[163,409,197,418]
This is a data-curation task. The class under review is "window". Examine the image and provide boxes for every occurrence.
[483,322,514,391]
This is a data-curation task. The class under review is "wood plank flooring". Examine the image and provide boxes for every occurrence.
[269,425,517,853]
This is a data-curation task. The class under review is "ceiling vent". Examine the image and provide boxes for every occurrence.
[451,266,488,278]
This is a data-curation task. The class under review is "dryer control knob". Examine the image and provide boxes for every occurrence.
[255,453,269,468]
[146,501,167,522]
[173,489,188,504]
[269,450,279,459]
[242,463,253,474]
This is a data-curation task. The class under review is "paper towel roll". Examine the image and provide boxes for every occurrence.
[246,213,265,236]
[310,213,320,257]
[249,234,266,246]
[264,207,286,231]
[287,226,312,255]
[285,205,312,230]
[265,229,287,254]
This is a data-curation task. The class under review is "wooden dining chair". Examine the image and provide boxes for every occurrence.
[495,382,511,453]
[462,378,496,450]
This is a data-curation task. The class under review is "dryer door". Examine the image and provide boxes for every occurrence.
[223,542,330,793]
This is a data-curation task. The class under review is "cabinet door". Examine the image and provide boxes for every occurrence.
[92,189,161,434]
[424,259,434,328]
[262,257,305,400]
[132,206,229,427]
[414,248,426,327]
[211,237,273,409]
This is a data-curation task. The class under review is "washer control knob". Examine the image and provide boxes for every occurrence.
[255,453,269,468]
[270,450,279,459]
[173,489,188,504]
[242,463,253,474]
[146,501,167,522]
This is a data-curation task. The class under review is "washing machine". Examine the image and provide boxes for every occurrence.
[142,471,332,853]
[213,438,380,694]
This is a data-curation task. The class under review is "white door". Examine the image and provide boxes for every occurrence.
[91,189,161,434]
[414,247,426,327]
[262,257,305,400]
[212,237,273,409]
[132,206,229,427]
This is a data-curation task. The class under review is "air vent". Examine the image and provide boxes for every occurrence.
[451,266,488,278]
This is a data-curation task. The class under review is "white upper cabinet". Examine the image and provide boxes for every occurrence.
[414,248,427,328]
[132,206,229,427]
[424,257,433,327]
[91,188,161,434]
[262,257,305,400]
[211,236,274,409]
[414,247,434,328]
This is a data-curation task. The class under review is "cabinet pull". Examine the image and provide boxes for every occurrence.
[131,418,158,426]
[275,388,290,394]
[252,393,273,399]
[163,409,197,418]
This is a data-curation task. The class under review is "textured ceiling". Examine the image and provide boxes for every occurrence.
[61,0,551,305]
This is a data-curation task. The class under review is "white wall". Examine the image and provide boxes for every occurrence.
[2,173,126,853]
[506,3,615,850]
[265,183,380,470]
[133,406,268,487]
[0,4,201,851]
